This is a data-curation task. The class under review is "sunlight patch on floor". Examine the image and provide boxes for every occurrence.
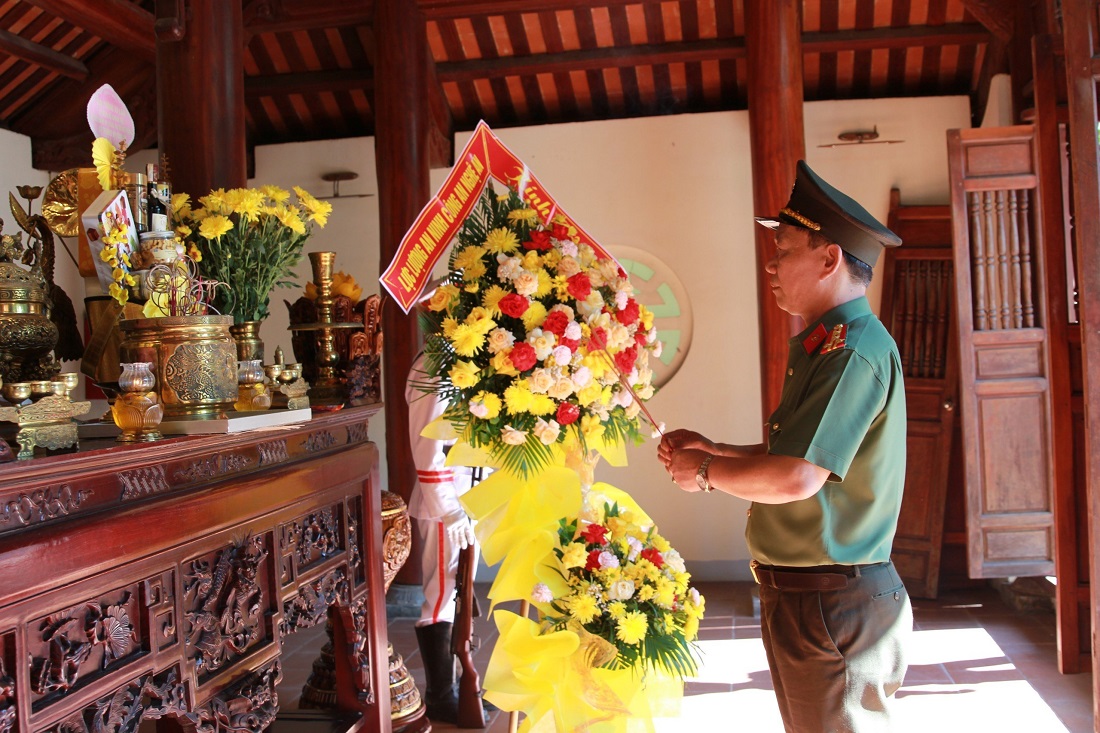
[654,628,1071,732]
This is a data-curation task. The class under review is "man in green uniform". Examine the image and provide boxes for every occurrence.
[658,160,910,732]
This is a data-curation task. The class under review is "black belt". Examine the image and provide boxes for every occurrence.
[751,560,889,591]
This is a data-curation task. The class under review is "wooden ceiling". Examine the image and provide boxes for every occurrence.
[0,1,1018,172]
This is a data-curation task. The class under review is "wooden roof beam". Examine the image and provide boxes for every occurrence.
[21,0,155,60]
[959,0,1015,43]
[244,0,372,34]
[0,26,88,81]
[420,0,665,19]
[437,24,990,82]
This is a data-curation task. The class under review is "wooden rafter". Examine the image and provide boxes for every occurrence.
[960,0,1015,43]
[245,69,373,98]
[244,0,373,34]
[21,0,155,59]
[0,26,88,80]
[435,25,989,83]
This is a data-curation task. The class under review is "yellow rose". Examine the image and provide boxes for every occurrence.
[491,351,519,377]
[448,360,479,389]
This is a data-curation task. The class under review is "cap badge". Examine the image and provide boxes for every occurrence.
[820,324,848,354]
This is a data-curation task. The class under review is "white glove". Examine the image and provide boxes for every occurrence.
[442,508,475,550]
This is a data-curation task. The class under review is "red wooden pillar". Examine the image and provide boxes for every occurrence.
[374,0,431,586]
[1061,0,1100,719]
[745,0,807,423]
[154,0,247,198]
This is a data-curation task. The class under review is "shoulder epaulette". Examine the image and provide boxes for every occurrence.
[820,323,848,354]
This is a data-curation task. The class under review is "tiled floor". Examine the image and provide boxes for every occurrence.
[277,582,1094,732]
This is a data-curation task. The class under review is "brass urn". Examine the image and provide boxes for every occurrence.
[0,229,59,383]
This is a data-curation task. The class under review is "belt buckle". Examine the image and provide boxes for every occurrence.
[750,559,761,584]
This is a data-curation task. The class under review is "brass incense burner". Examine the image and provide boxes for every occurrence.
[0,223,59,383]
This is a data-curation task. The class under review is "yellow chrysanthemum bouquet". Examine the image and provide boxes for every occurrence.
[535,499,704,677]
[172,185,332,324]
[418,184,662,478]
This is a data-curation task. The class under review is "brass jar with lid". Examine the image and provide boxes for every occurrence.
[0,231,59,383]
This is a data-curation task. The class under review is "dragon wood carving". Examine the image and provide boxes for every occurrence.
[183,537,268,676]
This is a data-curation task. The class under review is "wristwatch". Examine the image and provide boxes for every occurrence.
[695,455,715,493]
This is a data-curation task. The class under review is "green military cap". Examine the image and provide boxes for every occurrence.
[755,160,902,267]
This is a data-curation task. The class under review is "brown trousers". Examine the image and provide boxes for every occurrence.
[759,561,912,732]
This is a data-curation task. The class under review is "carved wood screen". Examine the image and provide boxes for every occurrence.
[947,125,1057,580]
[881,192,958,599]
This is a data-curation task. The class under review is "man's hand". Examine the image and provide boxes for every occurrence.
[657,429,717,470]
[665,448,711,493]
[442,508,476,550]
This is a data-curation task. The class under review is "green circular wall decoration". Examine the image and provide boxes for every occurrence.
[614,245,693,389]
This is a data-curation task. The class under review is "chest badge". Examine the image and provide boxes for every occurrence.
[820,323,848,354]
[801,323,828,354]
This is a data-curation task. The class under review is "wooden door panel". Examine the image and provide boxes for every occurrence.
[947,125,1058,581]
[882,192,958,599]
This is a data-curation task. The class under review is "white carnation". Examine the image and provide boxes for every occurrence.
[598,551,620,569]
[532,583,554,604]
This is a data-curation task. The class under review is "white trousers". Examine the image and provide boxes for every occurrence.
[417,516,481,627]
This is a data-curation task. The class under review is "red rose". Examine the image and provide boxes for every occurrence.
[556,401,580,425]
[634,330,648,347]
[499,293,530,318]
[552,223,571,241]
[524,230,552,251]
[542,310,569,337]
[581,523,609,546]
[616,298,640,326]
[614,345,638,374]
[585,549,602,572]
[566,272,591,300]
[588,326,608,352]
[640,547,664,568]
[560,335,580,352]
[508,342,537,371]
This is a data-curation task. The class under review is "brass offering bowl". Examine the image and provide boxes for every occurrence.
[2,382,31,404]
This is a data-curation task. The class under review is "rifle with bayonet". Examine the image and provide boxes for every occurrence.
[451,542,485,727]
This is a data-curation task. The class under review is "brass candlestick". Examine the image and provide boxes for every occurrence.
[304,252,349,409]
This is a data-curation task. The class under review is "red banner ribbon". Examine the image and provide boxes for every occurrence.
[380,121,616,313]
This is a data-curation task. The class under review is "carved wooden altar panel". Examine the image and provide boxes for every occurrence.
[0,405,390,733]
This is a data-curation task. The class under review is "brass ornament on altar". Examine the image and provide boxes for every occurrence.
[286,272,383,408]
[0,221,59,384]
[0,372,90,459]
[118,315,238,418]
[111,361,163,442]
[234,359,271,412]
[271,347,310,410]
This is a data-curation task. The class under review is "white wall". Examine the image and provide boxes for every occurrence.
[12,94,970,580]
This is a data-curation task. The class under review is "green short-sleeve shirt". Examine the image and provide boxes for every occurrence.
[746,296,907,566]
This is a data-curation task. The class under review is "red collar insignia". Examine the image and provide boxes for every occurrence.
[820,323,848,354]
[801,323,828,354]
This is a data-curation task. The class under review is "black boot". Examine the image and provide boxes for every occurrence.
[415,622,460,724]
